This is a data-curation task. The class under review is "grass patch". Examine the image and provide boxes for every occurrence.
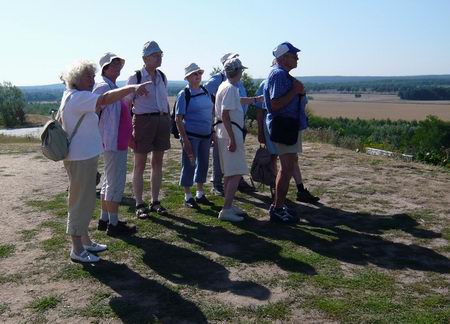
[53,264,93,281]
[0,273,23,284]
[28,295,61,313]
[0,243,15,259]
[0,134,40,144]
[80,292,114,318]
[20,229,39,241]
[0,303,9,315]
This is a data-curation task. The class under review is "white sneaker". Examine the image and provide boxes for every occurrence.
[83,241,107,253]
[218,209,244,222]
[70,250,100,263]
[231,205,247,216]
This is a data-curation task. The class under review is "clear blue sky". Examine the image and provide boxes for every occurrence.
[1,0,449,86]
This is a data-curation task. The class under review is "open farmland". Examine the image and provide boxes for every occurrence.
[308,93,450,121]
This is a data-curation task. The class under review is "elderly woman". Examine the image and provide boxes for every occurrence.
[175,63,213,208]
[214,58,263,222]
[93,53,136,236]
[59,60,151,263]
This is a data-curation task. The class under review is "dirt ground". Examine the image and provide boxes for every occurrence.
[0,136,449,322]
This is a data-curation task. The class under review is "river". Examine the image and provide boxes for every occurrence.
[0,126,42,138]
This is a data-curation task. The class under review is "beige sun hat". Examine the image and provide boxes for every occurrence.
[184,63,204,79]
[99,52,125,70]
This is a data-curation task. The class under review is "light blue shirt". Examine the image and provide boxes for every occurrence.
[204,71,248,114]
[175,86,213,136]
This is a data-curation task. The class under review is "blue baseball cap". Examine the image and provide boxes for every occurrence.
[272,42,301,58]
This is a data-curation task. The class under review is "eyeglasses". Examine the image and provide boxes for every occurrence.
[150,52,163,58]
[191,71,203,76]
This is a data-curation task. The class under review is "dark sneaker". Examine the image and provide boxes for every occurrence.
[297,188,320,203]
[195,195,213,205]
[269,205,298,224]
[106,222,137,236]
[184,197,199,209]
[97,219,108,231]
[211,187,224,196]
[237,179,256,193]
[150,201,168,215]
[97,219,128,231]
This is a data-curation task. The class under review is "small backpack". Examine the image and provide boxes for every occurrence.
[171,86,210,139]
[251,146,275,187]
[40,92,86,162]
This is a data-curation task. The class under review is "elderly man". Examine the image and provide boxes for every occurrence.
[204,52,256,196]
[264,42,319,224]
[126,41,170,218]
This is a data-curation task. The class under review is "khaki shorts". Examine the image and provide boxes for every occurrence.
[132,114,171,153]
[275,131,303,156]
[217,130,248,177]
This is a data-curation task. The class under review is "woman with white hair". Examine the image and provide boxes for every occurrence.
[59,60,151,263]
[175,63,213,209]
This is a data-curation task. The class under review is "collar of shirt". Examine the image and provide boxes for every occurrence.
[102,76,118,90]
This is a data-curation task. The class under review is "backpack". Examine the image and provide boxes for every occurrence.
[171,86,210,139]
[40,93,86,161]
[250,146,275,187]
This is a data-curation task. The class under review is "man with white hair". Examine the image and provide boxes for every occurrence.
[205,52,256,195]
[264,42,319,224]
[126,41,170,218]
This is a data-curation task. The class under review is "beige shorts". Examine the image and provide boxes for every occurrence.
[64,156,99,236]
[132,114,171,153]
[275,131,303,156]
[217,132,248,177]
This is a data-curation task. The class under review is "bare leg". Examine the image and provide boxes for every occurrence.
[223,175,241,209]
[151,150,164,202]
[133,153,148,205]
[274,153,296,208]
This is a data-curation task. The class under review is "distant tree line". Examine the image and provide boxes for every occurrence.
[303,77,450,99]
[398,87,450,100]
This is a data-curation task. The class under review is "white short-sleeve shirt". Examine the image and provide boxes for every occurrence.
[61,89,103,161]
[214,81,244,140]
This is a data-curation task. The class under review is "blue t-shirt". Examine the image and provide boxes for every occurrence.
[175,86,213,136]
[204,71,248,114]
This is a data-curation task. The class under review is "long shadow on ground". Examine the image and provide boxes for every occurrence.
[123,235,272,301]
[233,199,450,273]
[84,260,207,323]
[152,214,317,275]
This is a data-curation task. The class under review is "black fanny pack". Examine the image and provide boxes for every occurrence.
[270,115,299,145]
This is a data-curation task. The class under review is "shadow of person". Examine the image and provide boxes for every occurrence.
[234,203,450,274]
[151,214,317,276]
[122,236,271,301]
[83,260,207,323]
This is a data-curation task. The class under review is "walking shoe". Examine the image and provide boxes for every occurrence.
[97,219,108,231]
[184,197,199,209]
[97,219,128,231]
[237,179,256,193]
[150,201,168,215]
[135,204,150,219]
[269,205,298,224]
[231,205,247,216]
[218,209,244,222]
[211,187,224,196]
[195,195,213,205]
[107,222,137,236]
[70,250,100,263]
[83,241,107,253]
[297,188,320,203]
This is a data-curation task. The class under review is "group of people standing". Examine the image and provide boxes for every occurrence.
[58,40,319,263]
